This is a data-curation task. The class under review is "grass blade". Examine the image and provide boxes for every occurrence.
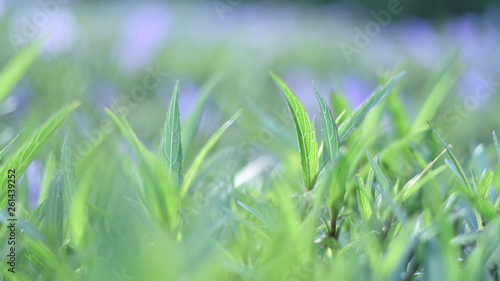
[400,146,449,201]
[339,71,406,143]
[271,71,319,190]
[411,58,459,132]
[0,102,80,209]
[0,42,41,103]
[160,81,183,186]
[181,109,242,197]
[315,84,340,165]
[61,136,77,205]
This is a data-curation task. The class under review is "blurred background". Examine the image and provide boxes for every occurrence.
[1,1,500,280]
[0,0,499,159]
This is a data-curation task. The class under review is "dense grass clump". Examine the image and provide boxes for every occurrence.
[1,44,500,281]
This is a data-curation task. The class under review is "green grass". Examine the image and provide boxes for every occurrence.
[1,44,500,281]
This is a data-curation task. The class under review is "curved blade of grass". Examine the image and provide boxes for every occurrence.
[0,128,25,162]
[315,84,340,165]
[182,74,222,157]
[0,42,41,103]
[386,85,410,138]
[411,58,459,132]
[400,146,449,201]
[478,170,494,199]
[181,109,242,197]
[160,81,183,186]
[270,71,318,190]
[61,136,77,205]
[339,71,406,143]
[0,101,80,209]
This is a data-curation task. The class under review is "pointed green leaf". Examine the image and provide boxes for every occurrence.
[315,84,340,165]
[0,42,41,103]
[271,71,318,190]
[181,109,242,197]
[160,81,183,186]
[339,71,406,143]
[0,102,80,209]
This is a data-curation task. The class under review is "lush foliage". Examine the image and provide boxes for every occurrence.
[1,42,500,281]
